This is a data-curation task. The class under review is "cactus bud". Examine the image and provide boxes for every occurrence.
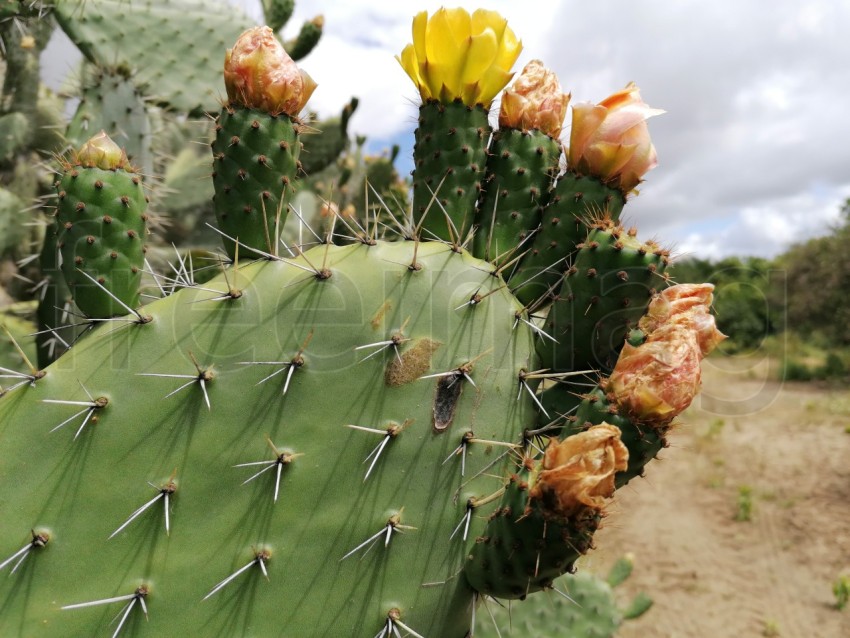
[529,424,628,519]
[498,60,570,139]
[76,131,129,170]
[224,26,317,116]
[568,82,664,193]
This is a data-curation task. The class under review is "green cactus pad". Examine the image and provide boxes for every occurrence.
[262,0,294,32]
[54,0,254,115]
[0,240,538,637]
[473,129,560,262]
[510,174,626,307]
[55,164,147,318]
[35,227,80,368]
[284,15,323,61]
[537,222,669,375]
[0,186,26,255]
[475,571,624,638]
[211,105,303,259]
[65,68,153,176]
[412,100,490,242]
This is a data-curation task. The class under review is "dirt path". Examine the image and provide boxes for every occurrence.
[590,355,850,638]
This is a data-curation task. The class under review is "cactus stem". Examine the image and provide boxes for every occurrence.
[203,550,271,601]
[340,512,415,562]
[0,530,50,574]
[62,585,150,638]
[109,479,177,539]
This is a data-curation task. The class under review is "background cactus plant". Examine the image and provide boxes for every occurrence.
[0,5,725,637]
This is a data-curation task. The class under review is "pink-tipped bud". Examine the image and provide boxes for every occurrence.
[224,26,317,116]
[529,424,629,519]
[76,131,129,170]
[498,60,570,139]
[608,284,726,424]
[568,82,663,193]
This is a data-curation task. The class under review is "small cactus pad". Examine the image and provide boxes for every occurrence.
[211,105,302,259]
[55,152,147,318]
[412,100,490,242]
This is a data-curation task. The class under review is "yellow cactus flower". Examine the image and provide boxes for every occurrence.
[567,82,664,193]
[499,60,570,138]
[396,7,522,106]
[529,424,628,519]
[224,26,317,116]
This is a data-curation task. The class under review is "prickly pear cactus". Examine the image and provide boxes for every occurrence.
[0,8,725,637]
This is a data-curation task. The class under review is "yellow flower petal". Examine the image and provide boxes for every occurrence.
[397,44,423,93]
[426,9,462,66]
[495,26,522,70]
[567,103,607,167]
[412,11,427,66]
[476,66,514,106]
[471,9,507,41]
[460,29,499,88]
[441,7,472,42]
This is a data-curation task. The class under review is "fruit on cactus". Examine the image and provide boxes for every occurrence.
[213,27,316,259]
[396,7,521,106]
[568,82,664,193]
[55,131,147,318]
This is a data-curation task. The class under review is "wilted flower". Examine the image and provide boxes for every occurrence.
[76,131,129,170]
[567,82,664,193]
[639,283,726,355]
[529,424,629,519]
[396,7,522,106]
[608,284,726,424]
[498,60,570,138]
[224,26,317,116]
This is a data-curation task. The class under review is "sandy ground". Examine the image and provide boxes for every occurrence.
[588,354,850,638]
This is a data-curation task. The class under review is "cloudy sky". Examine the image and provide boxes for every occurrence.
[242,0,850,260]
[47,0,850,259]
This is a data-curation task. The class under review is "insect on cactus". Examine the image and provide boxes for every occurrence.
[0,7,724,637]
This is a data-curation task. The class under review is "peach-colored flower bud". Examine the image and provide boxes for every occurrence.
[529,424,628,519]
[76,131,129,170]
[639,284,726,355]
[224,26,317,116]
[609,283,726,424]
[498,60,570,139]
[567,82,664,193]
[608,328,703,423]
